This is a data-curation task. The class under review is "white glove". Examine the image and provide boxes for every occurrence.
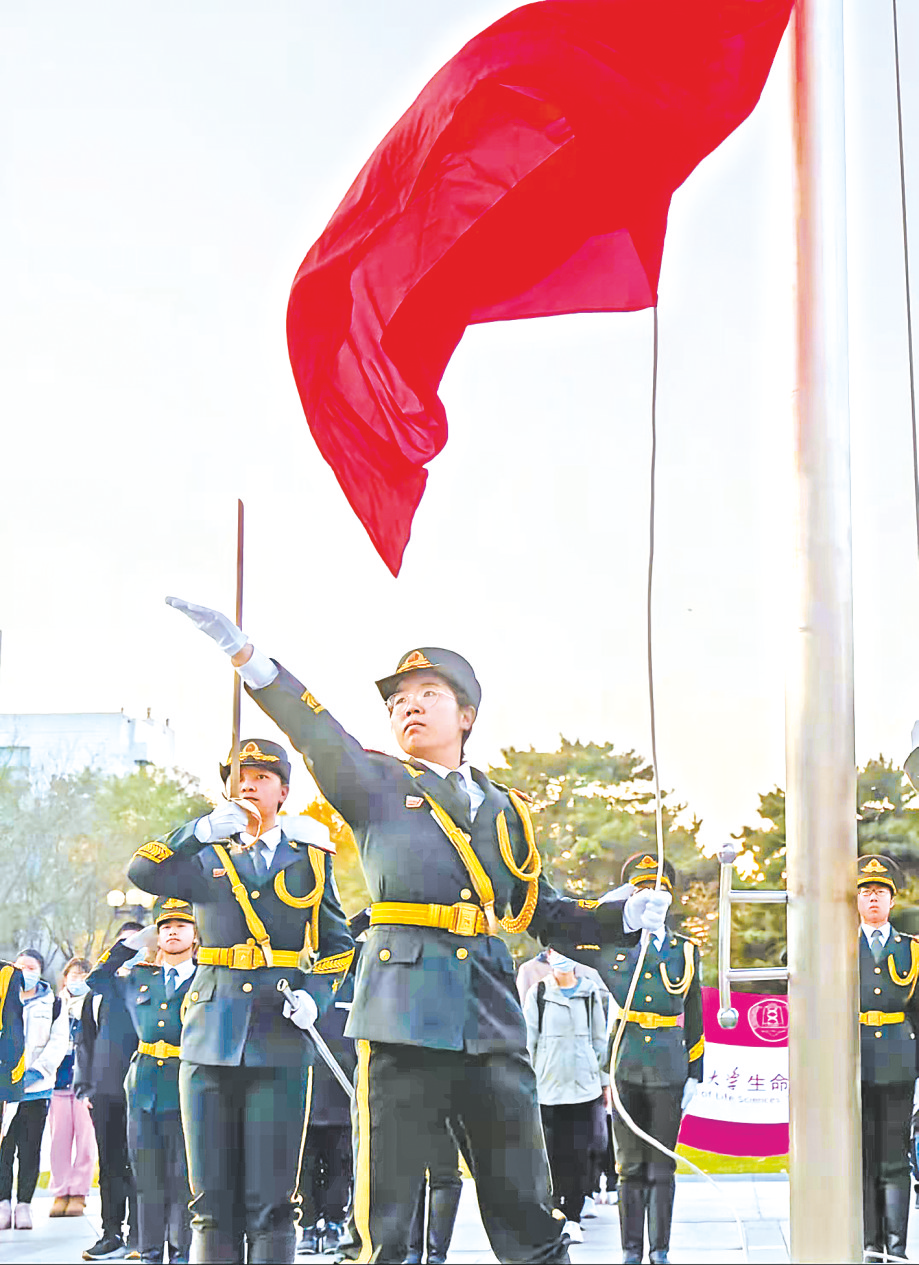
[194,801,252,843]
[681,1078,700,1112]
[913,1077,919,1112]
[911,720,919,751]
[623,887,672,933]
[122,925,158,953]
[597,883,635,906]
[283,990,319,1030]
[166,596,247,657]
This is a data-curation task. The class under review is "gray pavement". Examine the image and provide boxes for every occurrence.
[0,1175,914,1263]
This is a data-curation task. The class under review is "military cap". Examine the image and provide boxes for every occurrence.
[376,647,481,710]
[152,895,196,926]
[220,738,291,786]
[857,854,901,893]
[622,851,676,892]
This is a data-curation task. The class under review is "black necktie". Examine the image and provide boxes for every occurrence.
[165,968,177,999]
[251,847,265,879]
[446,770,471,820]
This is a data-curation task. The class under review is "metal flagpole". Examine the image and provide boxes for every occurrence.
[230,499,245,800]
[787,1,861,1261]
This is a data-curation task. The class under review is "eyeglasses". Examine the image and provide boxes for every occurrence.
[386,687,454,717]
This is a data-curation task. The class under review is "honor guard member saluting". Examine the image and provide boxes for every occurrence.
[596,854,703,1265]
[0,962,25,1138]
[164,597,672,1265]
[87,896,198,1265]
[856,854,919,1263]
[127,738,354,1265]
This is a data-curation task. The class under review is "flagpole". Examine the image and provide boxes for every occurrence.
[230,499,244,801]
[787,1,861,1260]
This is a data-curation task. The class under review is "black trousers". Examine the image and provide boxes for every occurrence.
[352,1042,568,1264]
[862,1080,913,1246]
[299,1124,352,1225]
[0,1098,50,1203]
[127,1106,192,1258]
[93,1094,137,1240]
[611,1082,682,1183]
[540,1097,605,1222]
[179,1061,307,1260]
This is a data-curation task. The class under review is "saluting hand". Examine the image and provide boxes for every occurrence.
[283,990,319,1031]
[166,596,248,657]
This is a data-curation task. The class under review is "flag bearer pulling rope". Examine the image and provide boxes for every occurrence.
[166,596,671,1265]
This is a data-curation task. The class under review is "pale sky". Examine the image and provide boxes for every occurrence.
[1,1,917,848]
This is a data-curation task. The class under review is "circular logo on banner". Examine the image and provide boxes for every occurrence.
[747,998,789,1044]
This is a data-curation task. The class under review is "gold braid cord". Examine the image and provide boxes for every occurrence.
[421,794,500,933]
[212,844,274,967]
[274,849,326,952]
[496,792,541,934]
[659,942,695,996]
[888,939,919,1000]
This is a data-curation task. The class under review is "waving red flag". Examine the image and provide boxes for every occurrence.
[288,0,793,574]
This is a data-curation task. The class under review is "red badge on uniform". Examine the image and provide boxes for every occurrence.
[212,868,226,877]
[405,796,424,809]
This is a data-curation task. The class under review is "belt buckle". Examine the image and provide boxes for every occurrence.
[863,1010,881,1026]
[229,943,256,970]
[449,903,480,937]
[638,1013,656,1029]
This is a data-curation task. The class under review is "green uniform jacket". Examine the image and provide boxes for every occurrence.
[0,963,24,1101]
[127,825,354,1070]
[86,939,191,1115]
[245,663,627,1054]
[860,924,919,1086]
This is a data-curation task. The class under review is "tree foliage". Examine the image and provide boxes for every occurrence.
[0,764,211,963]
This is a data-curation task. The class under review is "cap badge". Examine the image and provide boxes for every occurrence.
[637,856,658,870]
[398,650,434,673]
[240,742,278,763]
[161,898,188,910]
[862,859,888,874]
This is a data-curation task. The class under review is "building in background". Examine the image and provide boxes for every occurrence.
[0,710,175,784]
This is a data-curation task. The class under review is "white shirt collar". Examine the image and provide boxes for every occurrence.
[240,824,283,854]
[162,957,196,986]
[861,922,891,946]
[652,928,667,951]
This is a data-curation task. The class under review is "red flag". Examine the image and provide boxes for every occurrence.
[288,0,793,574]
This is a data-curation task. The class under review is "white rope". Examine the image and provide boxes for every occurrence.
[606,307,750,1262]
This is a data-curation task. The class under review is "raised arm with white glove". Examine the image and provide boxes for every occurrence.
[622,887,673,934]
[165,596,278,689]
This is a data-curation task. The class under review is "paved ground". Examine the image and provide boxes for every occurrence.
[0,1175,912,1263]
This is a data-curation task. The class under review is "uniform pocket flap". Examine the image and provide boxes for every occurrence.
[186,977,217,1005]
[373,933,423,965]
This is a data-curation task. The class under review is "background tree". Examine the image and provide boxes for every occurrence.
[487,738,718,968]
[0,763,211,963]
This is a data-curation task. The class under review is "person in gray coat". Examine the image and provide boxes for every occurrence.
[524,951,610,1244]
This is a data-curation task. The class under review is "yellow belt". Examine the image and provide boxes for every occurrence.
[138,1040,181,1060]
[370,901,488,937]
[860,1011,905,1027]
[622,1011,680,1030]
[197,944,301,970]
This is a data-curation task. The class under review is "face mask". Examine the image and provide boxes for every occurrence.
[67,980,89,996]
[20,969,40,991]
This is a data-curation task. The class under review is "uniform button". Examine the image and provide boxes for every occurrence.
[875,1031,883,1038]
[379,949,391,962]
[644,973,652,980]
[875,968,882,975]
[644,1035,652,1043]
[242,982,253,993]
[456,948,468,960]
[644,996,652,1002]
[160,1003,168,1010]
[190,992,198,1002]
[157,1059,164,1066]
[251,891,260,899]
[460,889,472,900]
[158,1020,165,1028]
[874,988,882,995]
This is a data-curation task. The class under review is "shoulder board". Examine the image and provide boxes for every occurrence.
[133,961,159,971]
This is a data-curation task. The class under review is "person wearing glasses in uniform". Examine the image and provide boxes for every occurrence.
[164,596,672,1265]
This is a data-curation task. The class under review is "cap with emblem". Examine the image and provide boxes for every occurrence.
[152,896,196,926]
[857,854,900,893]
[621,852,676,892]
[220,739,291,786]
[375,647,481,710]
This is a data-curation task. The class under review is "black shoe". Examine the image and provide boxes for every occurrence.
[322,1221,345,1255]
[426,1184,461,1265]
[883,1180,911,1261]
[83,1237,129,1261]
[297,1224,321,1256]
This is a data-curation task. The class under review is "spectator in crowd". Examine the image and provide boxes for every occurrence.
[0,949,69,1231]
[48,957,97,1220]
[524,949,610,1245]
[74,922,142,1261]
[297,971,357,1258]
[516,945,608,1006]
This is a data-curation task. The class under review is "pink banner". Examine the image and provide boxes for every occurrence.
[678,987,789,1157]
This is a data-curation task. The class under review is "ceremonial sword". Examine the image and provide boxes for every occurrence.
[277,978,355,1102]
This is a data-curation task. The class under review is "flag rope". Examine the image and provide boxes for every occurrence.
[607,306,751,1262]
